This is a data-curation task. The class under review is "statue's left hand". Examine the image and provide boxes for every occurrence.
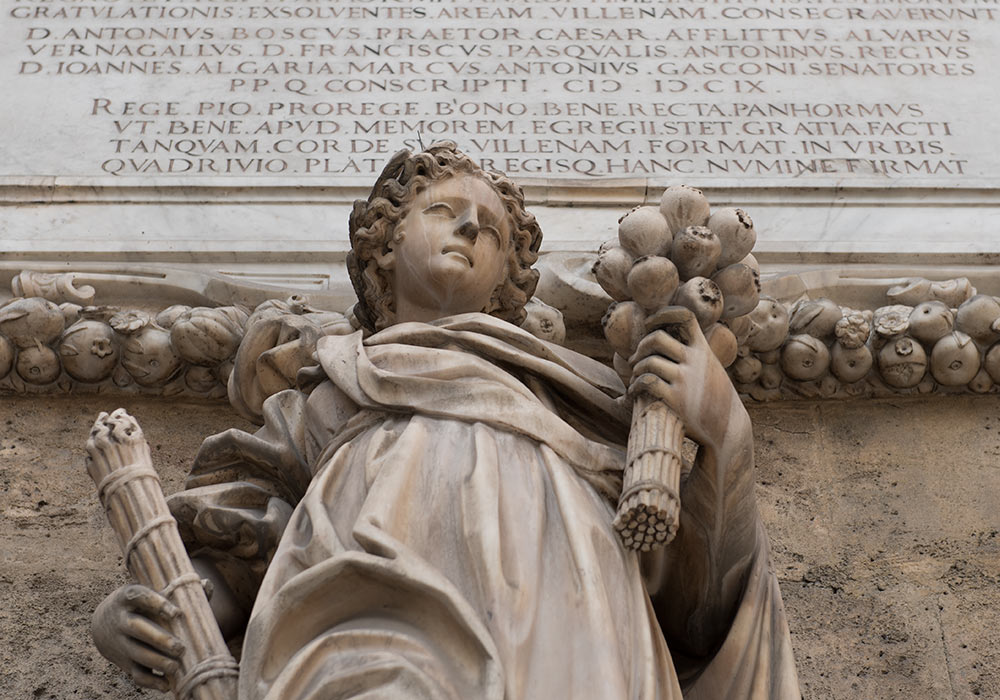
[91,584,185,692]
[628,313,742,452]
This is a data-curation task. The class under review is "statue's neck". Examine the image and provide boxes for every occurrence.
[394,295,484,325]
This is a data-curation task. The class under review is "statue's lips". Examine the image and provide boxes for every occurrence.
[441,245,474,267]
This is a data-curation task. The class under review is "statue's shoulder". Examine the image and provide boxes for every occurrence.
[228,297,358,424]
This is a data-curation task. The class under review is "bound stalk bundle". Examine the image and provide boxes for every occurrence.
[595,186,761,551]
[85,409,238,700]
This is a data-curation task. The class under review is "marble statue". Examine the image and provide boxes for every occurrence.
[89,142,800,699]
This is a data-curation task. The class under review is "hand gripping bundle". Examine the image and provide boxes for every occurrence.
[595,185,761,551]
[86,409,238,700]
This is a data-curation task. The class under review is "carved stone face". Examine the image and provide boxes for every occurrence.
[382,174,512,323]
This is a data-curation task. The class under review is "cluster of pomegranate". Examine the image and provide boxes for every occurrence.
[730,289,1000,399]
[0,297,248,395]
[595,184,761,376]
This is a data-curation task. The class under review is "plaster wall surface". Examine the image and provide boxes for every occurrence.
[751,397,1000,700]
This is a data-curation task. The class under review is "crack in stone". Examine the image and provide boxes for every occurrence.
[936,597,959,698]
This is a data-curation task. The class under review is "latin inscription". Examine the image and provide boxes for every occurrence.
[3,0,996,183]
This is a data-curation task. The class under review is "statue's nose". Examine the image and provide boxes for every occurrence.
[456,214,479,241]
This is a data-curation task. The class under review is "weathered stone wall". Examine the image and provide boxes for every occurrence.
[1,395,997,698]
[751,396,1000,699]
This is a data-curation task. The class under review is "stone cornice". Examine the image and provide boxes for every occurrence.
[2,176,999,207]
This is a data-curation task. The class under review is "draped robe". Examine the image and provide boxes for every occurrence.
[169,313,800,700]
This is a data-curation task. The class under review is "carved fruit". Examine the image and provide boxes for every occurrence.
[59,321,119,382]
[522,298,566,345]
[730,355,763,383]
[758,348,780,365]
[659,184,710,235]
[247,299,294,325]
[618,206,671,258]
[886,278,934,306]
[887,277,975,308]
[593,244,634,302]
[831,343,873,383]
[670,226,721,280]
[216,360,234,387]
[672,277,723,329]
[747,296,790,352]
[156,304,193,329]
[185,366,218,393]
[708,208,756,268]
[627,256,680,311]
[740,253,760,275]
[969,367,993,394]
[711,263,760,320]
[171,306,249,366]
[877,337,927,388]
[0,334,14,379]
[908,301,954,345]
[759,362,782,390]
[818,375,839,398]
[789,298,843,339]
[928,278,975,308]
[122,326,184,387]
[16,342,60,384]
[984,342,1000,382]
[955,295,1000,345]
[780,335,830,381]
[602,301,646,358]
[724,314,752,345]
[59,303,81,327]
[0,298,65,347]
[705,323,738,367]
[930,331,981,386]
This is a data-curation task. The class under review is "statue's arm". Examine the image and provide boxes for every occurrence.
[647,401,758,660]
[93,382,358,687]
[629,322,759,659]
[170,382,359,628]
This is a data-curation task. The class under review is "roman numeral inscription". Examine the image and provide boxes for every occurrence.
[3,0,994,184]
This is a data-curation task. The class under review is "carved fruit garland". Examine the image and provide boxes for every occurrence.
[732,282,1000,400]
[595,186,760,552]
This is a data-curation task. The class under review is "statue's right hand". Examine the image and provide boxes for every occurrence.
[92,584,185,692]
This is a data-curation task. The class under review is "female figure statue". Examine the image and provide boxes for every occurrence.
[92,142,799,699]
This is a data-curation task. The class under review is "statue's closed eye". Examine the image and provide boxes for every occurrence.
[423,202,455,217]
[479,225,502,244]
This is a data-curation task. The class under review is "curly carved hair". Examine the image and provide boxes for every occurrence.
[347,141,542,332]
